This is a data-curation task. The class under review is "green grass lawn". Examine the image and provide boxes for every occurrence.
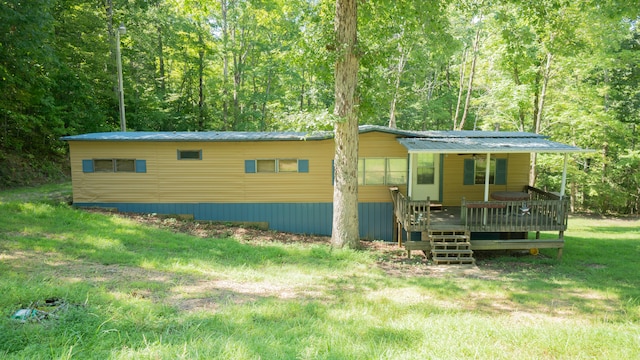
[1,183,639,359]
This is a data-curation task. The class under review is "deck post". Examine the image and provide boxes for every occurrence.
[557,230,564,259]
[392,213,398,244]
[560,153,568,199]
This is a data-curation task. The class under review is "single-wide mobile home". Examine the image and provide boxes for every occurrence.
[63,125,590,262]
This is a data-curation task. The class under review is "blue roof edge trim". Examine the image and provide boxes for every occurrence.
[60,124,547,142]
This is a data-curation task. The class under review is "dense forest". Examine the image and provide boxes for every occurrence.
[1,0,638,214]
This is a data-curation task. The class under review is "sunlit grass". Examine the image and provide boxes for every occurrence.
[1,185,639,359]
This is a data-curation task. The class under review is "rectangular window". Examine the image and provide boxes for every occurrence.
[416,154,435,185]
[94,159,114,172]
[257,159,277,173]
[115,159,135,172]
[278,159,298,172]
[178,150,202,160]
[90,159,139,173]
[475,158,496,184]
[364,158,385,185]
[248,159,308,173]
[386,158,408,185]
[358,157,407,186]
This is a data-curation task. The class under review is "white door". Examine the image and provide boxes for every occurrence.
[410,153,440,201]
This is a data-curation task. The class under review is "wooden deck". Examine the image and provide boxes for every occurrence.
[390,186,568,260]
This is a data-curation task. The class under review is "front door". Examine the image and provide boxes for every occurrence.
[410,153,440,201]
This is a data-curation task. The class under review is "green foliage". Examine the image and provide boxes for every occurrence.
[1,0,639,213]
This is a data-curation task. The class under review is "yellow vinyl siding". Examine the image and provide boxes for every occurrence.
[69,140,336,204]
[69,142,158,203]
[69,131,409,204]
[357,132,409,202]
[441,153,530,206]
[68,131,532,207]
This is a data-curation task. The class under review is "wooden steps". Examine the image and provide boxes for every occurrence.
[428,229,475,265]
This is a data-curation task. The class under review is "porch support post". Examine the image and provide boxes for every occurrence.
[407,152,413,199]
[484,152,491,201]
[483,152,491,225]
[560,153,568,199]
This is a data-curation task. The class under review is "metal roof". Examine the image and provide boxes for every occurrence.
[398,135,591,154]
[60,125,425,142]
[60,130,333,142]
[61,125,591,153]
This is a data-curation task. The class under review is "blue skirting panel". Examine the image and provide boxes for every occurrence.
[74,202,395,241]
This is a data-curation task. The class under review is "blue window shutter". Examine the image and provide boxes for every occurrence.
[298,159,309,173]
[245,160,256,173]
[495,158,507,185]
[463,159,475,185]
[135,160,147,173]
[82,160,94,173]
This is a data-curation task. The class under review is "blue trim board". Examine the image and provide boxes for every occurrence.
[74,202,395,241]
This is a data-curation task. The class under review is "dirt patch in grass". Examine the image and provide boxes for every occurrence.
[83,209,507,280]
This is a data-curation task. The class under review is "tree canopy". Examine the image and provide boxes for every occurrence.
[1,0,638,213]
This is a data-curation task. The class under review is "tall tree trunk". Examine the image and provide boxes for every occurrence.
[530,51,553,186]
[198,33,205,130]
[231,26,249,129]
[513,64,525,131]
[158,28,166,96]
[458,26,481,130]
[422,70,438,130]
[388,44,408,129]
[453,48,467,130]
[300,69,305,111]
[261,70,272,130]
[331,0,359,249]
[221,0,230,129]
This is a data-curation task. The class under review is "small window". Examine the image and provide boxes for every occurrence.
[416,154,435,185]
[115,159,135,172]
[464,158,507,185]
[364,158,386,185]
[84,159,145,173]
[248,159,308,173]
[475,158,496,184]
[358,157,407,186]
[387,158,407,185]
[94,159,114,172]
[257,159,276,173]
[278,159,298,172]
[178,150,202,160]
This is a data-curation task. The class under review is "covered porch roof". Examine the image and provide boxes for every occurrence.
[397,132,592,154]
[398,131,593,201]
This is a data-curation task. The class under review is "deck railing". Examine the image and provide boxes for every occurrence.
[390,186,569,235]
[462,187,569,232]
[389,187,431,232]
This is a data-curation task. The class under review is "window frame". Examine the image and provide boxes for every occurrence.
[177,149,202,160]
[463,157,507,185]
[93,159,115,172]
[115,159,136,172]
[246,159,308,174]
[415,153,436,185]
[88,159,140,173]
[474,157,496,185]
[358,157,407,186]
[257,159,277,173]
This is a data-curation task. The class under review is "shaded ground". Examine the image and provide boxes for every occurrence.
[84,209,479,278]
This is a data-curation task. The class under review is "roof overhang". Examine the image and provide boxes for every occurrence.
[60,125,593,154]
[398,137,593,154]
